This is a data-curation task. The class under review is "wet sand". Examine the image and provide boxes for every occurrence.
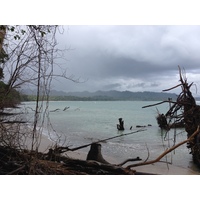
[132,162,200,175]
[33,134,199,175]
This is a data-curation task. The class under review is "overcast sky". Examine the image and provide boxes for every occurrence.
[4,1,200,96]
[52,25,200,95]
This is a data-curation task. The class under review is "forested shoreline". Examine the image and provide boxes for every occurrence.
[20,90,179,101]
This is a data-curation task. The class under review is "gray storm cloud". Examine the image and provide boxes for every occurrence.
[54,25,200,95]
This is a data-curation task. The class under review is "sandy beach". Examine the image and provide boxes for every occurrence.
[31,133,200,175]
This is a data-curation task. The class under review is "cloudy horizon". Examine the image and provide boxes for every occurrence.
[50,25,200,96]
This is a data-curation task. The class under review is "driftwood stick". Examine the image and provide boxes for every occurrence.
[62,158,137,175]
[126,126,200,169]
[7,165,26,175]
[56,129,147,152]
[117,157,142,166]
[188,82,194,88]
[142,100,176,109]
[71,129,147,151]
[2,120,27,124]
[178,65,184,84]
[50,109,60,112]
[162,67,190,92]
[162,83,182,92]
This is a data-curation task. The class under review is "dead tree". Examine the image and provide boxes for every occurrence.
[143,66,200,167]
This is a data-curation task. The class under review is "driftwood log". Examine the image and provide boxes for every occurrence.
[0,128,150,175]
[0,145,137,175]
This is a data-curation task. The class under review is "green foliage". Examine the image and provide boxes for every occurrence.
[0,81,21,109]
[0,48,8,64]
[0,25,60,108]
[9,26,15,32]
[13,35,20,40]
[0,68,4,79]
[21,29,26,35]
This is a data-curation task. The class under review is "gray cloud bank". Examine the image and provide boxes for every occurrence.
[54,25,200,96]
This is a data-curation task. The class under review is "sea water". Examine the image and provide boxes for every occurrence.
[21,100,200,173]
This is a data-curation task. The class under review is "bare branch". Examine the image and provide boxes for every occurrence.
[162,83,182,92]
[126,126,200,169]
[142,100,177,109]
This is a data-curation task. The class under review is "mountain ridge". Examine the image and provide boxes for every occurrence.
[22,89,178,101]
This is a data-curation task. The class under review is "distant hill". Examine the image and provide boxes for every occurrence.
[21,89,178,101]
[65,90,177,101]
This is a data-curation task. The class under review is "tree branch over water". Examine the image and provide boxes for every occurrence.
[126,126,200,169]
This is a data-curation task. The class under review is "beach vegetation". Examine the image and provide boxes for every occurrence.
[0,25,87,174]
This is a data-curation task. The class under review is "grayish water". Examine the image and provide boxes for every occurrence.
[22,101,200,173]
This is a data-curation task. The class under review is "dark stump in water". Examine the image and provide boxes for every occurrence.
[117,118,124,130]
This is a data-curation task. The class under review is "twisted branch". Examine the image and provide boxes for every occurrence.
[126,126,200,169]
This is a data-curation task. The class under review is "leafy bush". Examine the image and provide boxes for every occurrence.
[0,81,21,109]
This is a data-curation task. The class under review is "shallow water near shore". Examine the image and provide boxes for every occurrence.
[21,100,200,174]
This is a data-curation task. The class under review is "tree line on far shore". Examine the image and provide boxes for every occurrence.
[20,90,180,102]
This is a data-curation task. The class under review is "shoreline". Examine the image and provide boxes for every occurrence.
[17,122,200,175]
[33,132,200,175]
